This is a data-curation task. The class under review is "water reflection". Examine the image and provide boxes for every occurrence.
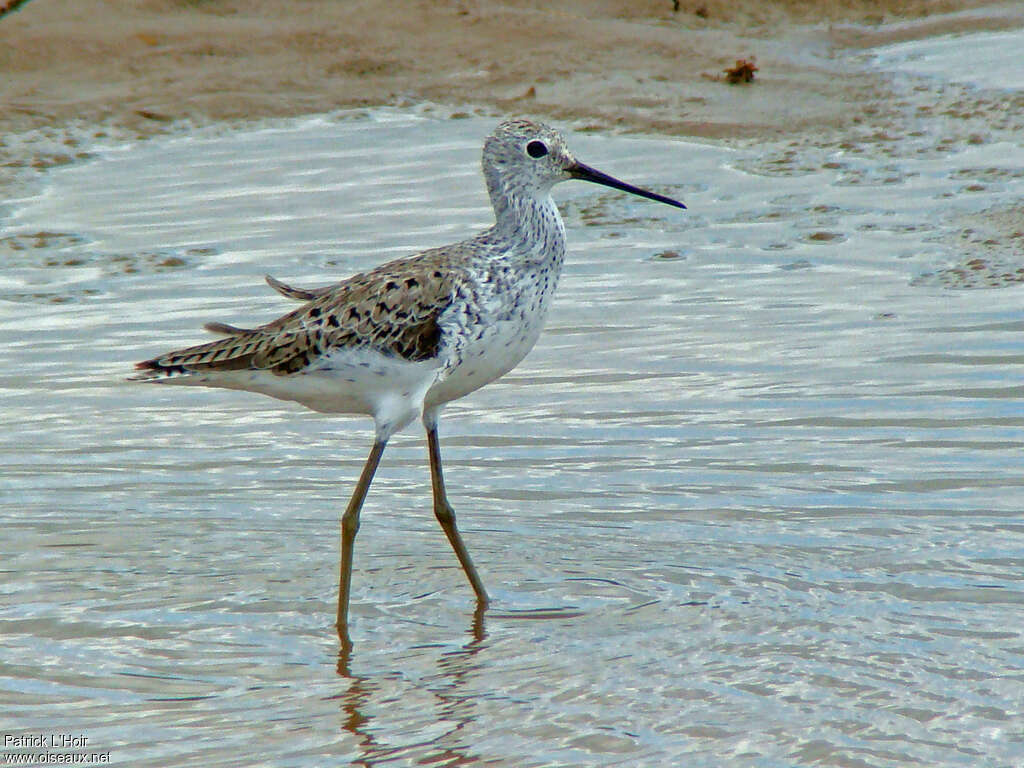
[335,605,489,766]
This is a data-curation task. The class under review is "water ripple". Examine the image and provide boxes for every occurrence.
[2,102,1023,766]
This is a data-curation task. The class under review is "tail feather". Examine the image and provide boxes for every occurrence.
[265,274,335,301]
[203,321,255,336]
[130,332,266,381]
[132,274,327,380]
[131,272,372,382]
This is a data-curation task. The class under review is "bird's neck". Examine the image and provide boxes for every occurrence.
[484,173,566,262]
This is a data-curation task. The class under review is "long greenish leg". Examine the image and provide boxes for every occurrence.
[426,424,489,607]
[337,440,387,646]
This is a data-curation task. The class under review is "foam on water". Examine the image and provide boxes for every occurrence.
[2,33,1024,766]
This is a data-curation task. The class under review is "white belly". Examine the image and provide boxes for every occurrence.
[426,296,549,408]
[155,346,443,440]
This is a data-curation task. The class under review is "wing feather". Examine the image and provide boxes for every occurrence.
[132,247,475,380]
[265,274,335,302]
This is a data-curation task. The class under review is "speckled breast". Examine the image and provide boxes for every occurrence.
[426,258,562,408]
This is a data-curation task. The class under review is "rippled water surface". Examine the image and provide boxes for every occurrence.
[3,34,1024,768]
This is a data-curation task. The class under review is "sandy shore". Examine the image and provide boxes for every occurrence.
[3,0,1020,265]
[2,0,1021,146]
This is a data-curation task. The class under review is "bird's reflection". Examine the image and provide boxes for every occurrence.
[334,604,488,764]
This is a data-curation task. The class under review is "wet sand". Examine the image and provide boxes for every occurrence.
[1,0,1020,146]
[3,0,1021,251]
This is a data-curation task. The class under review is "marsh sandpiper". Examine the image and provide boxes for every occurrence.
[131,118,686,645]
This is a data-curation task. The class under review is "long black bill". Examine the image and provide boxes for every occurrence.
[568,161,686,210]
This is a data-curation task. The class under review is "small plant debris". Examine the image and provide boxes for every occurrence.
[0,0,31,20]
[672,1,707,15]
[724,58,758,84]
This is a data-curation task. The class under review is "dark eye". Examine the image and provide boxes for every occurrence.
[526,140,549,159]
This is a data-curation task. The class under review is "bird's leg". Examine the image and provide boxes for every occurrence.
[426,424,489,607]
[337,439,387,646]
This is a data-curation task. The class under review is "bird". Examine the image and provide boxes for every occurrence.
[130,118,686,645]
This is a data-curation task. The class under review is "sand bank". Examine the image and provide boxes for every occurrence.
[1,0,1020,145]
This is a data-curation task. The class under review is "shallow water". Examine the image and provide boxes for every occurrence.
[872,29,1024,89]
[3,33,1024,768]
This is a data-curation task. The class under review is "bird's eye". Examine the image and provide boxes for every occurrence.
[526,140,549,159]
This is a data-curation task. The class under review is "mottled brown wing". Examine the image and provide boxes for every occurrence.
[133,248,468,378]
